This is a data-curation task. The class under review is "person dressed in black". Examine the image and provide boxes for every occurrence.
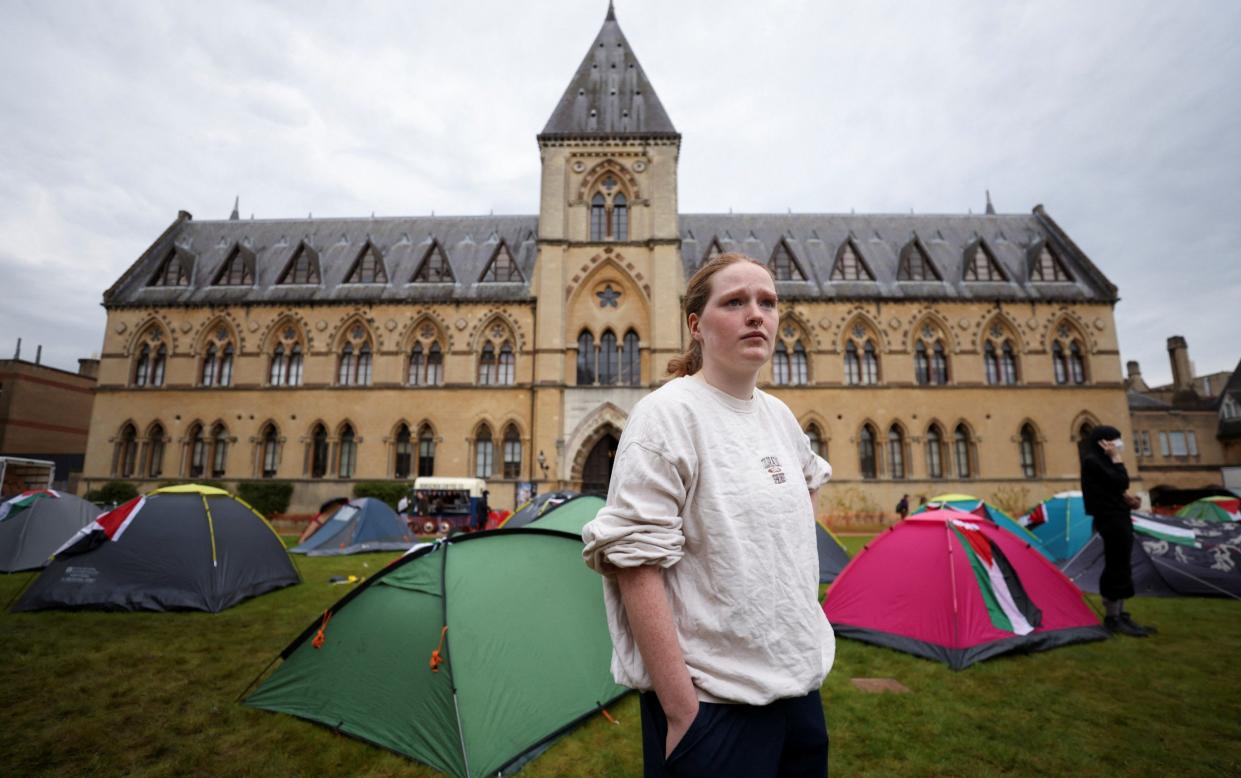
[1080,425,1154,637]
[895,494,910,520]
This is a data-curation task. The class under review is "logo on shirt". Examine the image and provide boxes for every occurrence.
[761,455,786,485]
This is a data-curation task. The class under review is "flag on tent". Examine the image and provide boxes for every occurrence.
[0,489,59,522]
[949,519,1041,636]
[1177,496,1241,523]
[0,490,98,573]
[54,496,146,556]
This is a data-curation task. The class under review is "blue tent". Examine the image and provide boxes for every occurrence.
[290,498,414,556]
[1024,491,1093,563]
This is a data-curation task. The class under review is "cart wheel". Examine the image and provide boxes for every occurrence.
[421,519,436,535]
[438,520,452,534]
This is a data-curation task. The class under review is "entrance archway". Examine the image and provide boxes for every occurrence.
[581,434,619,496]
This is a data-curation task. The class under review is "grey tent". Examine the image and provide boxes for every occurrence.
[816,520,851,584]
[501,491,579,529]
[1060,512,1241,599]
[13,484,299,613]
[0,490,98,572]
[290,497,414,556]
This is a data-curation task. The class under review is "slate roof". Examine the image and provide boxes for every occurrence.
[1127,390,1172,411]
[678,207,1117,302]
[104,214,539,307]
[539,4,678,140]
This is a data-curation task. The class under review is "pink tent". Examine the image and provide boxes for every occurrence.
[823,509,1107,669]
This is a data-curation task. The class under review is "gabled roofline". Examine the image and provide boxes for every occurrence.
[103,210,193,307]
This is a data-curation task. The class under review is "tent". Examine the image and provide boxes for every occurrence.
[816,520,850,584]
[244,527,627,778]
[298,497,350,544]
[0,490,99,572]
[290,497,414,556]
[1060,513,1241,599]
[519,494,603,534]
[1023,491,1094,563]
[498,490,579,529]
[1177,496,1241,523]
[914,493,1052,560]
[12,484,299,612]
[824,509,1108,669]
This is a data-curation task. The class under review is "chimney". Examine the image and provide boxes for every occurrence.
[14,337,20,360]
[1125,360,1149,392]
[77,358,100,379]
[1167,336,1193,391]
[35,345,42,365]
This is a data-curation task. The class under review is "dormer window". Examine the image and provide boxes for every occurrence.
[213,244,254,286]
[963,241,1007,281]
[1030,242,1073,282]
[829,240,873,281]
[278,243,321,284]
[344,241,388,283]
[898,239,941,281]
[149,248,191,287]
[479,241,524,282]
[769,239,808,281]
[411,241,455,283]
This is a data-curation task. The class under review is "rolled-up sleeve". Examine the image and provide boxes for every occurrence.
[582,441,688,574]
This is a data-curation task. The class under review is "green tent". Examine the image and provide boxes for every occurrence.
[244,527,626,777]
[1177,496,1241,523]
[524,494,605,534]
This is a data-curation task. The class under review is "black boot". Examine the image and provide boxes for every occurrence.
[1105,614,1149,637]
[1121,612,1156,635]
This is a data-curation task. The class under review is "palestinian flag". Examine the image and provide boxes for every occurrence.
[1132,514,1199,547]
[950,519,1043,636]
[0,489,59,522]
[1022,503,1047,529]
[53,495,146,557]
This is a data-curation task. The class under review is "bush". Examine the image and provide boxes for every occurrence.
[83,480,138,506]
[352,481,409,511]
[237,481,294,518]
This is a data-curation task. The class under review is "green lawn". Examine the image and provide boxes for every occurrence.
[2,535,1239,777]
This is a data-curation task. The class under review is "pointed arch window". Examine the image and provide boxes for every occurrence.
[914,325,950,386]
[337,325,373,386]
[598,330,618,385]
[590,194,606,241]
[845,342,861,385]
[200,327,235,387]
[269,325,304,386]
[499,343,515,385]
[503,425,522,479]
[412,241,455,283]
[1070,342,1086,384]
[932,342,948,385]
[613,193,628,241]
[806,423,826,459]
[1001,341,1019,384]
[310,424,329,479]
[418,425,436,477]
[984,326,1020,386]
[621,330,640,386]
[830,240,872,281]
[773,342,791,385]
[406,321,445,386]
[577,330,596,385]
[210,423,229,477]
[394,424,412,478]
[151,344,167,387]
[146,423,165,478]
[479,342,496,385]
[926,425,945,479]
[770,240,807,281]
[915,342,930,385]
[888,426,906,480]
[478,322,516,386]
[278,242,320,284]
[338,424,357,478]
[116,423,138,478]
[862,341,880,384]
[985,342,1001,385]
[344,242,388,283]
[954,424,974,479]
[791,342,808,385]
[187,423,206,478]
[1053,342,1068,384]
[1019,423,1040,479]
[261,424,280,478]
[859,424,877,480]
[134,343,151,386]
[588,174,630,241]
[474,425,494,479]
[202,345,217,386]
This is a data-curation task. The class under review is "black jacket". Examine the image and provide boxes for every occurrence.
[1081,455,1130,522]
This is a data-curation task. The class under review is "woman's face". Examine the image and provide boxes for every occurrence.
[689,261,779,376]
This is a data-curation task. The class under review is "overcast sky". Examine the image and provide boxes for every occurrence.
[2,0,1237,387]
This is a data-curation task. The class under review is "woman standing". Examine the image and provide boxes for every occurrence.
[1080,424,1153,637]
[583,253,833,778]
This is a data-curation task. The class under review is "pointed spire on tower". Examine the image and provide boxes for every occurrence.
[985,189,996,215]
[229,196,240,221]
[540,3,677,139]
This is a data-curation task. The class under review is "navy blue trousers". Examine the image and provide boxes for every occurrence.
[639,689,829,778]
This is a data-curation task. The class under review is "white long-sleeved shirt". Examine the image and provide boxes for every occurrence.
[582,375,834,706]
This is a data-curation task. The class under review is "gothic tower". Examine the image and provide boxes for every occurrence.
[531,3,683,487]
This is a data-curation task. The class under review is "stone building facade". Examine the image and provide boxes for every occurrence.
[0,350,98,489]
[81,8,1134,516]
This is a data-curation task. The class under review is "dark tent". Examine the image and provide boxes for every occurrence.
[244,527,626,778]
[816,520,850,584]
[1060,513,1241,599]
[499,490,579,529]
[290,497,414,556]
[0,490,98,572]
[12,484,299,612]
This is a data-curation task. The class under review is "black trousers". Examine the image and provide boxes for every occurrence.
[639,689,828,778]
[1095,515,1135,601]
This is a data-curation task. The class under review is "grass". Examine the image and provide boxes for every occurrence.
[1,534,1239,777]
